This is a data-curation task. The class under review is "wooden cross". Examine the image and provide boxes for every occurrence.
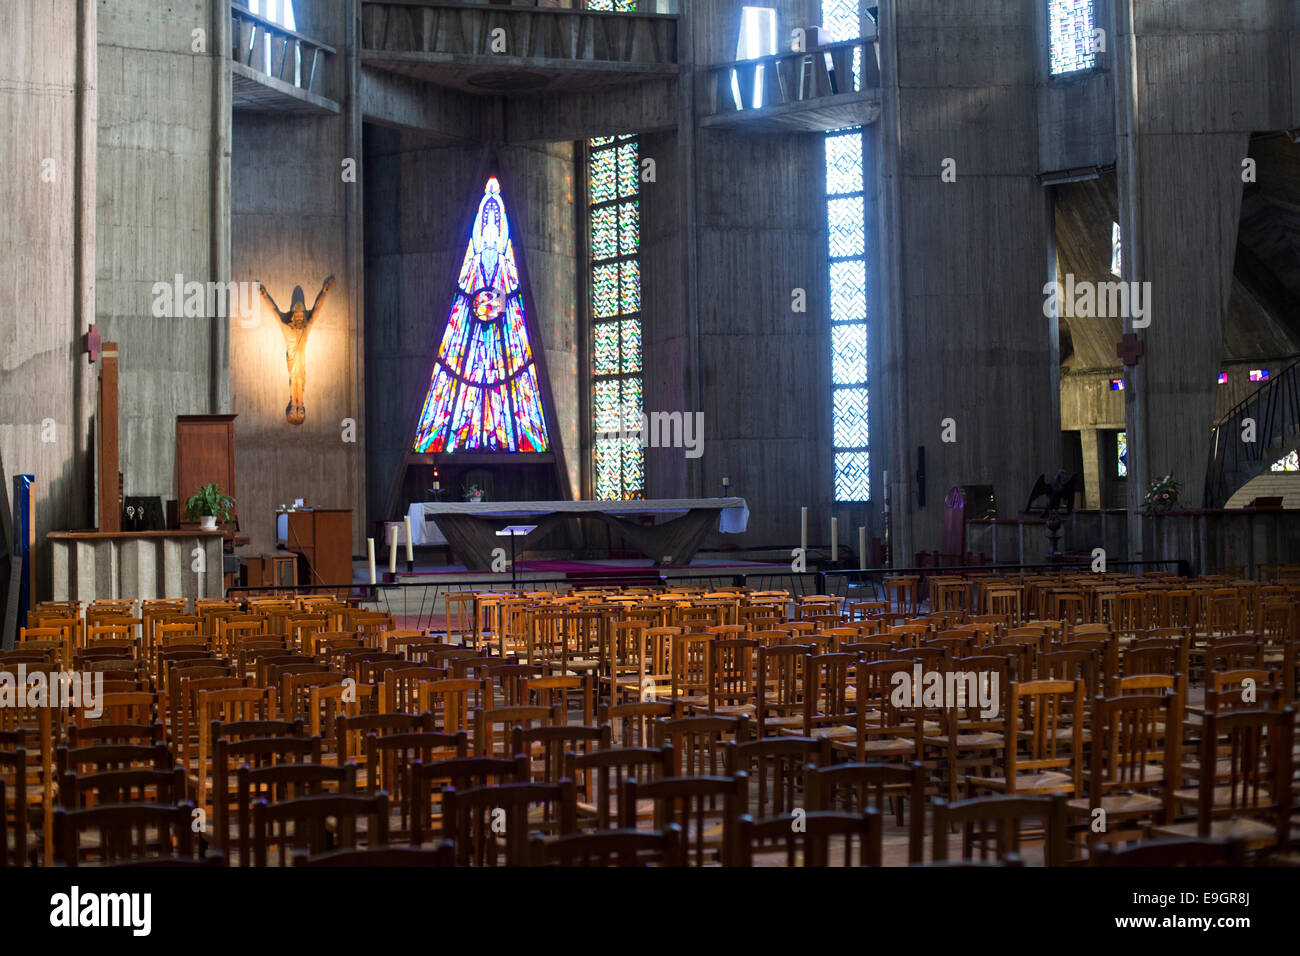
[1117,332,1144,367]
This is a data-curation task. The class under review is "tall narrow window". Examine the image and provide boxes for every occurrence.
[248,0,301,86]
[585,0,636,11]
[1048,0,1096,75]
[821,2,869,502]
[1116,431,1128,478]
[733,7,777,109]
[588,135,644,501]
[1110,221,1121,277]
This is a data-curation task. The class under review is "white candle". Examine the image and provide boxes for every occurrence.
[831,517,838,561]
[434,480,440,491]
[404,516,414,562]
[388,524,398,574]
[859,526,867,569]
[367,538,376,584]
[800,507,808,552]
[883,470,889,504]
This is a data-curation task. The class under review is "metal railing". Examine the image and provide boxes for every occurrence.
[1204,356,1300,506]
[360,0,678,66]
[231,4,335,94]
[700,38,878,118]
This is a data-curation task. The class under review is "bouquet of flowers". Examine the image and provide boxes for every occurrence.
[1141,473,1181,517]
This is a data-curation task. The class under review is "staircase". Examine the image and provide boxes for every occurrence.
[1204,358,1300,507]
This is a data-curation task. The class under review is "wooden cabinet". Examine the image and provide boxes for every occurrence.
[175,414,238,520]
[277,509,353,586]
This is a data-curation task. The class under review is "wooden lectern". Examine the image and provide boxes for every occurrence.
[277,509,353,586]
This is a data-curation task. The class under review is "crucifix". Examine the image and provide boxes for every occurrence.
[1117,332,1144,367]
[257,275,335,425]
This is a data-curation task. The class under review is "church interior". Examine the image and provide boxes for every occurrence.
[1,0,1299,878]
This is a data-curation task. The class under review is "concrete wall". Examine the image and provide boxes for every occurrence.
[229,0,362,557]
[96,0,225,506]
[1115,0,1290,547]
[879,0,1058,560]
[0,0,95,599]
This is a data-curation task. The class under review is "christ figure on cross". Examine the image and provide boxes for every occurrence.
[257,275,335,425]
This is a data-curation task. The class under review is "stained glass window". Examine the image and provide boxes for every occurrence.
[826,127,870,502]
[411,176,552,454]
[589,134,644,500]
[822,0,870,502]
[585,0,637,10]
[1271,450,1299,472]
[1049,0,1096,75]
[1116,431,1127,478]
[1111,221,1121,277]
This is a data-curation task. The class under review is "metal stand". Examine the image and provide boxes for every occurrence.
[495,524,537,591]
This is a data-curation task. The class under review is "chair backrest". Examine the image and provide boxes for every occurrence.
[530,825,685,867]
[56,802,197,866]
[803,760,926,863]
[252,792,389,866]
[732,810,881,867]
[622,773,747,866]
[1090,836,1247,867]
[932,794,1068,866]
[442,780,578,866]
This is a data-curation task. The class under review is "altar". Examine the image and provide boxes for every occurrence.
[406,498,750,571]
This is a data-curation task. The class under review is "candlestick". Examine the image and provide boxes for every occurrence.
[367,538,376,584]
[434,480,440,491]
[404,516,414,562]
[800,507,808,552]
[388,524,398,575]
[859,526,867,570]
[831,517,838,561]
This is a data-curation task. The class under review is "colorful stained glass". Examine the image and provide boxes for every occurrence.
[1049,0,1096,75]
[411,176,551,454]
[590,134,644,500]
[586,0,636,11]
[1110,220,1122,277]
[1117,431,1128,478]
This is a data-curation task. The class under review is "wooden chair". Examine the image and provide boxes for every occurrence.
[408,754,529,846]
[727,736,831,820]
[755,645,811,737]
[967,679,1083,798]
[564,745,675,831]
[530,825,685,867]
[652,715,750,777]
[1067,691,1180,851]
[1154,706,1294,854]
[443,780,578,866]
[731,809,881,866]
[1090,836,1247,867]
[56,802,198,865]
[933,794,1068,866]
[231,759,350,865]
[804,760,927,863]
[622,773,747,866]
[252,792,390,866]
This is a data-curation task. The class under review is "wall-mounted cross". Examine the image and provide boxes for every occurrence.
[84,324,101,364]
[1117,332,1144,367]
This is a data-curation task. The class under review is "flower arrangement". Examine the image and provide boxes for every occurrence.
[1141,473,1181,517]
[462,483,484,502]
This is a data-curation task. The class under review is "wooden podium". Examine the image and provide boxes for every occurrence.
[276,509,353,586]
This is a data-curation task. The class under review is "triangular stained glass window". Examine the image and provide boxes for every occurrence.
[412,176,552,454]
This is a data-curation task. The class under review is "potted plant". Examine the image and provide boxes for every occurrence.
[462,482,484,503]
[1141,473,1181,518]
[185,482,236,530]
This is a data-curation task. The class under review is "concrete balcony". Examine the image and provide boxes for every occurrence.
[360,1,679,94]
[230,4,340,114]
[699,39,881,133]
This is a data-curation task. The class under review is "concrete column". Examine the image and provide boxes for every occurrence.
[1080,427,1102,510]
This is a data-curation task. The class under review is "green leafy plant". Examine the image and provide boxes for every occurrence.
[184,483,236,522]
[461,482,484,502]
[1141,473,1181,518]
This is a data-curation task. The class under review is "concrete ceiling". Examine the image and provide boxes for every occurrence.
[1054,144,1300,372]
